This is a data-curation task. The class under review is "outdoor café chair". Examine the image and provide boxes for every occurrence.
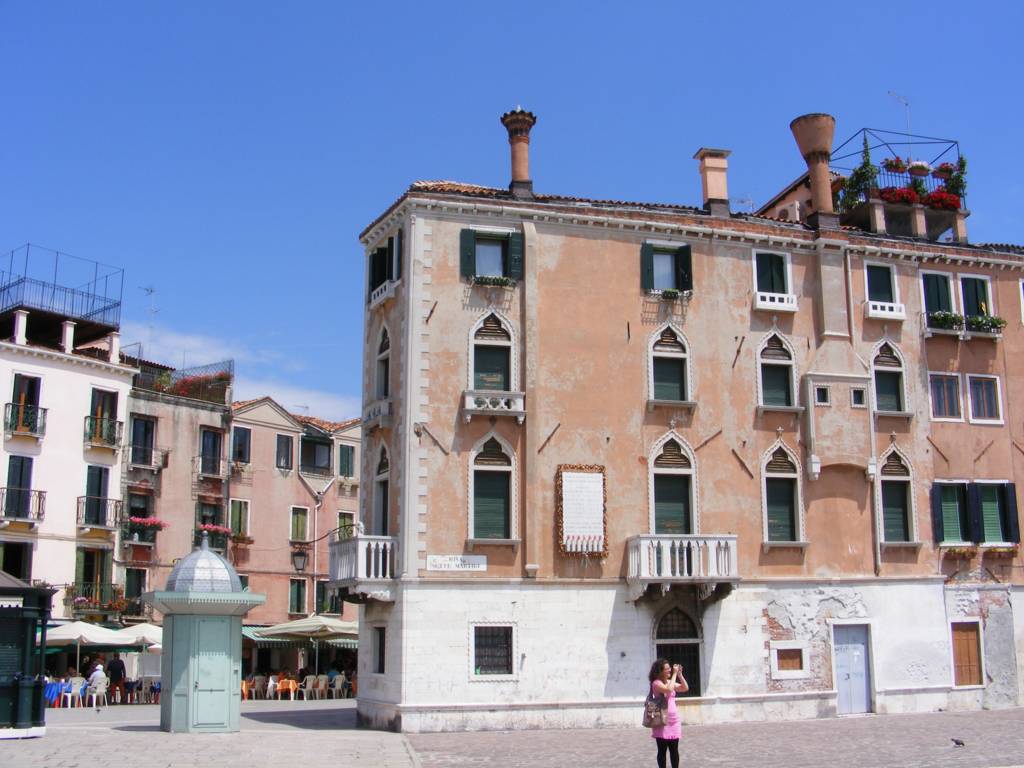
[252,675,267,699]
[299,675,319,700]
[266,675,279,699]
[61,677,85,708]
[86,680,108,708]
[315,675,329,699]
[329,675,346,699]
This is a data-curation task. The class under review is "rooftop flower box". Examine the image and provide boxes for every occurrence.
[932,162,957,180]
[880,157,907,173]
[923,189,961,211]
[907,160,932,177]
[927,311,964,331]
[878,186,919,205]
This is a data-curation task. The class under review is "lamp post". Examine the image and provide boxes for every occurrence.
[290,546,309,572]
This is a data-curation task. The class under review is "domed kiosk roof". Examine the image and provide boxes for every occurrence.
[165,532,243,593]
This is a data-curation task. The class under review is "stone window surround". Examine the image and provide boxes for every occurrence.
[759,438,807,548]
[870,338,911,416]
[755,330,800,412]
[467,309,519,393]
[467,620,519,683]
[466,430,519,547]
[769,639,811,680]
[647,322,694,407]
[647,431,700,535]
[875,445,921,546]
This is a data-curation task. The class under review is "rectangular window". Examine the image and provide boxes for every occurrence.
[474,626,513,676]
[929,374,961,420]
[368,246,389,293]
[874,371,903,412]
[315,581,338,614]
[337,511,355,538]
[473,471,510,539]
[641,244,692,293]
[10,374,41,434]
[654,475,691,534]
[851,388,866,408]
[866,265,895,303]
[231,427,251,463]
[290,507,308,541]
[967,376,1000,423]
[882,481,911,542]
[755,252,787,294]
[951,622,982,686]
[376,355,390,399]
[460,229,524,281]
[776,648,803,671]
[474,346,511,391]
[374,627,386,674]
[288,578,306,614]
[960,276,989,317]
[200,428,222,475]
[230,499,249,537]
[124,568,146,599]
[338,444,355,477]
[5,455,33,518]
[84,465,110,525]
[196,502,222,526]
[238,574,249,591]
[765,477,797,542]
[300,438,332,474]
[938,484,969,543]
[814,386,830,406]
[130,416,156,465]
[275,435,293,470]
[128,492,150,518]
[761,365,792,407]
[653,358,687,401]
[922,273,953,315]
[475,238,506,277]
[980,485,1005,543]
[375,479,389,536]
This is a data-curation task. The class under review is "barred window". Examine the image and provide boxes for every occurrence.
[474,626,513,675]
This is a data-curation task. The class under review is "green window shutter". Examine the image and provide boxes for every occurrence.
[866,265,894,303]
[473,471,510,539]
[653,358,686,401]
[766,478,796,541]
[874,371,902,411]
[507,232,524,280]
[75,548,85,585]
[961,277,986,316]
[882,481,910,542]
[761,364,791,406]
[339,445,354,477]
[676,245,693,292]
[386,236,395,281]
[940,485,965,542]
[930,485,944,543]
[640,244,655,292]
[474,346,510,391]
[1004,484,1020,544]
[291,509,308,541]
[980,485,1004,542]
[460,229,477,278]
[230,501,245,535]
[654,475,691,534]
[395,228,403,281]
[756,253,785,293]
[922,274,951,314]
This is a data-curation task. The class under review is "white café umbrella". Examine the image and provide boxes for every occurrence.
[111,622,163,647]
[255,616,358,672]
[45,621,129,672]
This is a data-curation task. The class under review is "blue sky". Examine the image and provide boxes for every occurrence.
[2,2,1021,419]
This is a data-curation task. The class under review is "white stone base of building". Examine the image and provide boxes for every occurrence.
[354,577,1018,733]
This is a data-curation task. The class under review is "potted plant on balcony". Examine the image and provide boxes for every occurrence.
[473,275,516,288]
[932,162,956,180]
[838,136,879,213]
[927,310,964,331]
[964,314,1007,334]
[878,186,919,205]
[923,189,961,211]
[983,544,1018,557]
[660,288,681,301]
[945,156,968,198]
[881,157,907,173]
[231,531,254,545]
[907,160,932,177]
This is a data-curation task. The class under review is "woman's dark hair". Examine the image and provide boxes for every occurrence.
[648,658,671,682]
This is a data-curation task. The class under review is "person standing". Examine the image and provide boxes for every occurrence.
[106,653,127,704]
[648,658,688,768]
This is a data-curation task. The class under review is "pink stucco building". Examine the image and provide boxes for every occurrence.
[331,110,1024,731]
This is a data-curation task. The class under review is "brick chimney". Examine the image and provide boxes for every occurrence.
[693,148,731,217]
[789,113,838,229]
[500,107,537,199]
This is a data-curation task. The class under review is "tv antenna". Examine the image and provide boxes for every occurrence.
[888,91,912,158]
[139,285,159,359]
[730,196,754,213]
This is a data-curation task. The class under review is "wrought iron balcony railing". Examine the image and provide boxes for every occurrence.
[122,522,158,544]
[129,444,167,469]
[76,496,122,529]
[0,487,45,523]
[64,581,124,612]
[83,416,123,448]
[3,403,47,438]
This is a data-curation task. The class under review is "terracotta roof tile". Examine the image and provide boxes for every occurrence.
[292,413,361,434]
[231,398,262,411]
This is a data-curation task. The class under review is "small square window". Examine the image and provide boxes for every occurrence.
[770,641,810,680]
[814,386,830,406]
[475,239,506,277]
[473,625,513,676]
[929,374,961,420]
[851,388,866,408]
[777,648,803,671]
[967,376,1001,423]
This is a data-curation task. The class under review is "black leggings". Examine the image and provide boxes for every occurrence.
[656,737,679,768]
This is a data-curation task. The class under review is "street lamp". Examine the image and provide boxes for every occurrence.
[290,547,309,572]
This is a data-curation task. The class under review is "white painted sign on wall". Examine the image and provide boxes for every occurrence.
[560,470,605,553]
[427,555,487,572]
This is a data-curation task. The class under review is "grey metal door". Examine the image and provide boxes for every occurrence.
[192,617,231,728]
[834,624,871,715]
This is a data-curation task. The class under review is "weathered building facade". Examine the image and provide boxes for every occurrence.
[331,110,1024,731]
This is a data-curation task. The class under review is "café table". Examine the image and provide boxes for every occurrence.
[276,679,298,700]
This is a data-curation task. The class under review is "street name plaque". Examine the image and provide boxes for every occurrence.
[427,555,487,571]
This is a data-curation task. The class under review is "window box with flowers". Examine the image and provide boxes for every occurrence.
[878,186,919,205]
[964,314,1006,335]
[907,160,932,177]
[472,275,517,288]
[125,516,167,545]
[881,157,908,174]
[923,189,961,211]
[940,545,977,558]
[932,162,957,181]
[927,311,964,331]
[982,544,1018,558]
[196,523,232,550]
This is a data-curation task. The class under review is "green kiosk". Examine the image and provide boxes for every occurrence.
[0,571,54,739]
[143,533,264,733]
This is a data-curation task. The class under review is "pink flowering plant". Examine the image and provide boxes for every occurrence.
[128,516,167,530]
[197,523,232,536]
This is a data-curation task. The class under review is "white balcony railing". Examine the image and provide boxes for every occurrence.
[753,292,797,312]
[369,280,396,309]
[627,535,739,595]
[462,390,526,424]
[328,534,398,600]
[363,398,392,431]
[865,301,906,321]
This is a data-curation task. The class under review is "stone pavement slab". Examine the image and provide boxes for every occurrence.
[4,700,418,768]
[408,708,1024,768]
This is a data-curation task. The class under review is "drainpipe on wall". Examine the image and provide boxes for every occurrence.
[297,474,335,614]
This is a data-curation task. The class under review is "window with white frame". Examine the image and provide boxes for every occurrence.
[865,263,898,305]
[959,274,993,319]
[930,482,1019,545]
[754,251,790,295]
[966,375,1002,424]
[650,326,689,402]
[929,373,962,421]
[879,451,914,543]
[851,387,866,408]
[337,510,355,539]
[288,578,306,614]
[471,436,513,540]
[229,498,250,537]
[459,229,523,281]
[978,483,1014,543]
[640,243,693,293]
[872,342,906,413]
[275,434,293,470]
[921,271,955,322]
[758,334,795,408]
[375,327,390,399]
[290,506,308,542]
[472,624,514,677]
[814,385,830,406]
[770,640,810,680]
[472,314,513,392]
[374,446,389,536]
[763,445,801,543]
[651,438,694,535]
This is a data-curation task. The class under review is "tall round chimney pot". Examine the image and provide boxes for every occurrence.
[500,107,538,196]
[789,113,836,160]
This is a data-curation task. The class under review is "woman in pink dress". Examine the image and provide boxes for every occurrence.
[648,658,689,768]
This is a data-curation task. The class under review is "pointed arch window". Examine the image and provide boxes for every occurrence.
[879,450,915,543]
[873,342,905,413]
[763,445,801,543]
[759,334,795,408]
[373,445,390,536]
[654,608,700,697]
[470,436,515,541]
[651,438,695,535]
[473,314,512,392]
[649,326,690,404]
[376,328,391,400]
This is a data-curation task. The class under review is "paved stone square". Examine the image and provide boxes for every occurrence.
[409,708,1024,768]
